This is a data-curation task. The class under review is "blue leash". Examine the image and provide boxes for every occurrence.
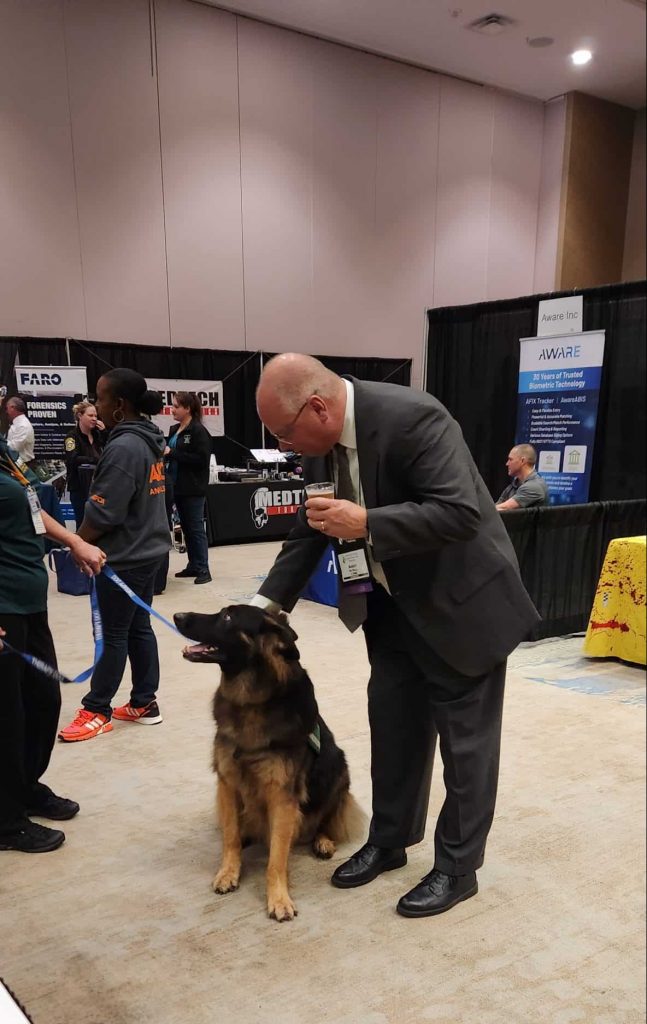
[1,566,183,684]
[102,567,183,637]
[1,578,103,684]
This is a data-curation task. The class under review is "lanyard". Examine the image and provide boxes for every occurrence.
[0,579,104,684]
[0,450,31,487]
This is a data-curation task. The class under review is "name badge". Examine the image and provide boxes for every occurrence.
[26,486,46,535]
[337,539,371,583]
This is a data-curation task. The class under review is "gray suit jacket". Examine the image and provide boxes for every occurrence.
[259,378,540,676]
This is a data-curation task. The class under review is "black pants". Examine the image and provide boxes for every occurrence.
[69,490,86,530]
[363,587,506,875]
[81,562,160,719]
[0,612,61,832]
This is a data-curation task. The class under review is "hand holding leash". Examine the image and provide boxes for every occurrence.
[67,536,106,576]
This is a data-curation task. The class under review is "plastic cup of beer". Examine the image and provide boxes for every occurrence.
[305,481,335,501]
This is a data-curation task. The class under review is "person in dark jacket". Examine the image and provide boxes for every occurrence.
[58,370,170,742]
[64,401,105,527]
[165,391,212,584]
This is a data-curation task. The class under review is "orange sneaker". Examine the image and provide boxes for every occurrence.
[112,700,163,725]
[58,709,113,742]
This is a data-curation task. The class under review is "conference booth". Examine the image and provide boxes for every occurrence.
[1,278,645,647]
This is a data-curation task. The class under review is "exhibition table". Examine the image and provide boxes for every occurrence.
[583,536,646,665]
[205,480,305,545]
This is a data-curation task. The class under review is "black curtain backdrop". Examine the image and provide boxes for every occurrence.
[501,498,646,639]
[0,337,411,450]
[426,280,646,501]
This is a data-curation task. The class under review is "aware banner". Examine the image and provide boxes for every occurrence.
[146,378,224,437]
[516,330,605,505]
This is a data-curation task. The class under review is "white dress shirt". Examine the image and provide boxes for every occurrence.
[7,414,35,462]
[337,378,389,593]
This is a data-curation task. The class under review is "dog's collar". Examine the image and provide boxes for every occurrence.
[307,724,321,754]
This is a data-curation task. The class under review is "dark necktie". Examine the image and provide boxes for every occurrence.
[335,444,368,632]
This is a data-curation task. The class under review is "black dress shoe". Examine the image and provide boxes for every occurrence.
[194,572,212,585]
[331,843,407,889]
[0,821,65,853]
[26,794,80,821]
[396,868,478,918]
[175,568,198,578]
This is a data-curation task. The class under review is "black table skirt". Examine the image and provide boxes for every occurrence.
[205,480,305,545]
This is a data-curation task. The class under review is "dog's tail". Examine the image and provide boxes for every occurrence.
[329,791,368,846]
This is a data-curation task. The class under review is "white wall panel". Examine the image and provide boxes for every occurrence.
[0,0,553,369]
[434,78,494,309]
[0,0,85,338]
[488,92,543,300]
[373,58,439,385]
[155,0,244,350]
[238,19,316,355]
[309,41,380,358]
[65,0,169,346]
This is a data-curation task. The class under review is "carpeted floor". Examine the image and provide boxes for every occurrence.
[1,542,645,1024]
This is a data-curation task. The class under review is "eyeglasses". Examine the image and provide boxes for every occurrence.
[272,399,310,442]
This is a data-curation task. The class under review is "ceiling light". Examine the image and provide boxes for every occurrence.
[571,49,593,65]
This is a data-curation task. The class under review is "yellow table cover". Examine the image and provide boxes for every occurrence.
[583,536,646,665]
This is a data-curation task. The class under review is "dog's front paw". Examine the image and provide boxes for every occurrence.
[313,835,336,859]
[267,893,297,922]
[212,868,240,894]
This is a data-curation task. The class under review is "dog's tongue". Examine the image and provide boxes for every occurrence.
[181,643,213,659]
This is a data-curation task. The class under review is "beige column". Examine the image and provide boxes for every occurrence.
[556,91,635,289]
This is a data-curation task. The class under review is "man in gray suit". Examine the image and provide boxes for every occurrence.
[251,354,539,918]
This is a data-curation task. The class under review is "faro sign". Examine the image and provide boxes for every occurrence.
[16,366,88,395]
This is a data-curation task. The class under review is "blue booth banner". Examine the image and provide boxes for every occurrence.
[516,330,605,505]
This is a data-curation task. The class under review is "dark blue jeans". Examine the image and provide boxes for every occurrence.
[82,562,160,718]
[175,495,209,575]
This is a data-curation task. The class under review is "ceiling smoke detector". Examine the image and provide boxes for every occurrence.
[467,13,515,35]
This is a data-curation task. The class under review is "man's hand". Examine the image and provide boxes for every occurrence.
[0,626,5,652]
[67,535,106,576]
[305,497,368,541]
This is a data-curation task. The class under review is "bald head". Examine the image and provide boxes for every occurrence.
[256,353,346,455]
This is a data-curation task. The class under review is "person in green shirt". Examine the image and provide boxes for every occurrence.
[0,434,105,854]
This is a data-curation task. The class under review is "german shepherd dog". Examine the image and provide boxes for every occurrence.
[174,604,360,922]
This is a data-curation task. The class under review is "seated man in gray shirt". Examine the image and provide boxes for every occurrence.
[495,443,549,510]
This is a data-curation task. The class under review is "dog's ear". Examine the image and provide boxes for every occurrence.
[266,612,300,661]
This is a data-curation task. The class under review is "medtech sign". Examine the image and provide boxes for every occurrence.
[146,378,224,438]
[516,330,605,505]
